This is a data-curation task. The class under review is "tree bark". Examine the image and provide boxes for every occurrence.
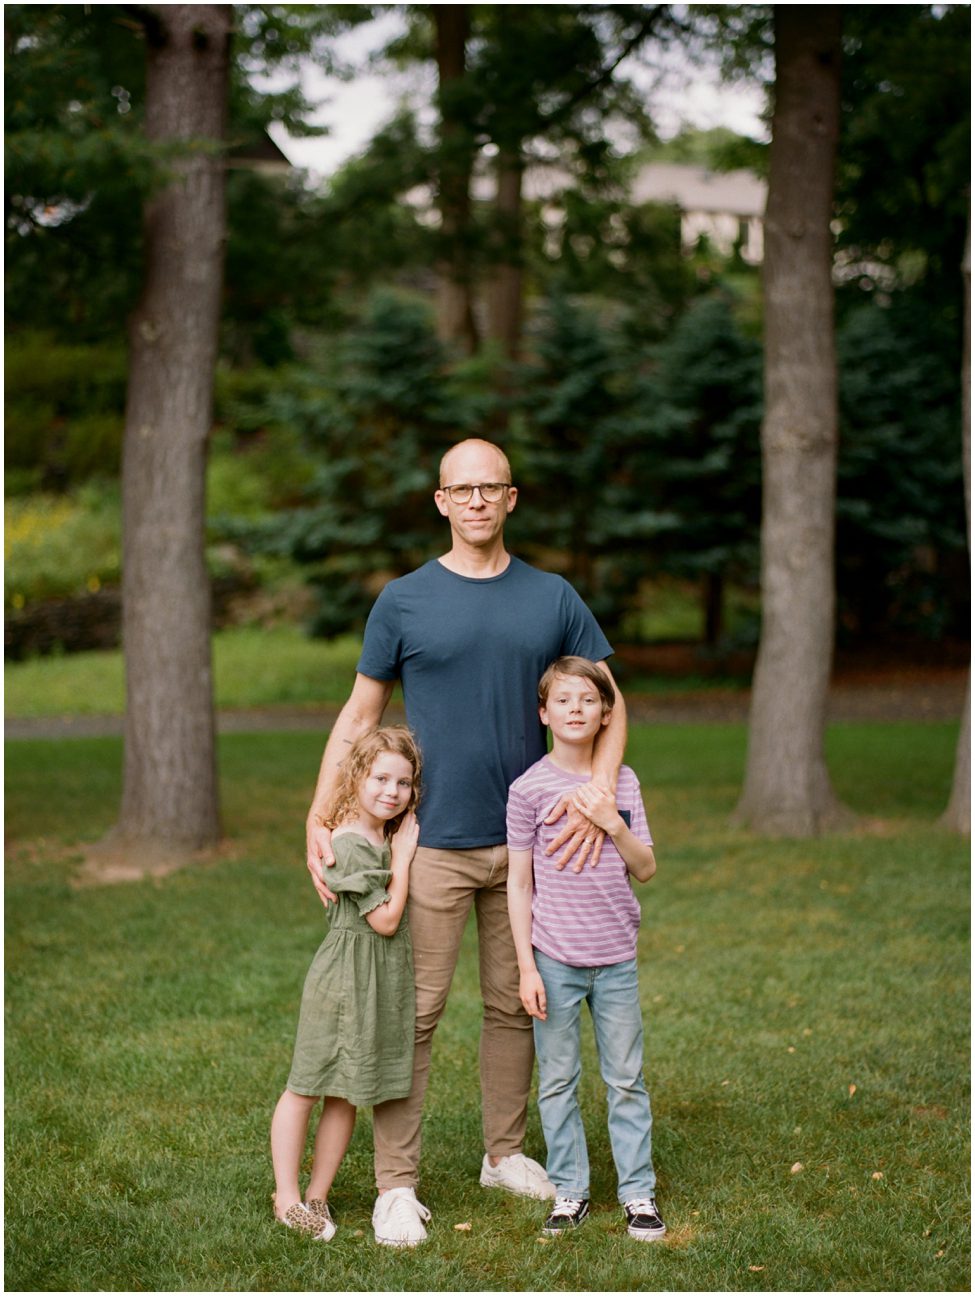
[433,4,479,355]
[486,145,524,359]
[114,5,230,852]
[940,217,970,833]
[735,7,851,836]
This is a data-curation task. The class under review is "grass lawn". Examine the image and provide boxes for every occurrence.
[3,627,368,718]
[4,722,969,1292]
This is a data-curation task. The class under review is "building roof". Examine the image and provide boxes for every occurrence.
[630,162,765,217]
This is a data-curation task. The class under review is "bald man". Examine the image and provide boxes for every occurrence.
[304,439,626,1246]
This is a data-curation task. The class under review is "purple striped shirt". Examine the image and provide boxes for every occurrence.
[506,756,653,967]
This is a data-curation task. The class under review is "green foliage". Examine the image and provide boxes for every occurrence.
[837,5,970,307]
[222,291,494,636]
[836,297,967,640]
[509,290,762,640]
[638,291,763,586]
[4,485,121,610]
[5,333,128,488]
[4,721,969,1291]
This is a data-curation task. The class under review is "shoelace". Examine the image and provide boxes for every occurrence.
[550,1197,582,1217]
[626,1198,657,1215]
[384,1192,431,1225]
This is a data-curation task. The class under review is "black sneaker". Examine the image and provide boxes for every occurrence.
[623,1197,667,1241]
[542,1196,590,1235]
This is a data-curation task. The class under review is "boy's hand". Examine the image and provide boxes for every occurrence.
[519,968,547,1020]
[571,783,624,837]
[306,820,339,908]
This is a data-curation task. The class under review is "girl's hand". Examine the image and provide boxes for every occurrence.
[390,812,419,868]
[570,783,623,837]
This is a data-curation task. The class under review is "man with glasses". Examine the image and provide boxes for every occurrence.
[304,438,626,1246]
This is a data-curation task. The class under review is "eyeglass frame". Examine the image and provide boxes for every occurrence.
[439,481,513,504]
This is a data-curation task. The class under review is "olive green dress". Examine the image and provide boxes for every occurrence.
[287,833,414,1106]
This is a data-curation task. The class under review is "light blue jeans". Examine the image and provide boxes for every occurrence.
[533,949,656,1203]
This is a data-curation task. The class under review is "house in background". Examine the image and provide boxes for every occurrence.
[630,162,766,264]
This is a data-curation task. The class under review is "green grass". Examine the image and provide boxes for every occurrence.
[4,626,367,718]
[5,723,969,1291]
[3,623,748,720]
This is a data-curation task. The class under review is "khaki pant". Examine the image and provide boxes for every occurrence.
[373,844,535,1190]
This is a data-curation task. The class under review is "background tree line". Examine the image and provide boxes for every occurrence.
[5,3,969,845]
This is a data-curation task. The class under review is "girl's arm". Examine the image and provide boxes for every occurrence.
[570,784,656,883]
[365,812,419,937]
[506,847,546,1019]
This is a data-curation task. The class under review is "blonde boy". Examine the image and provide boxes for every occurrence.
[506,656,665,1241]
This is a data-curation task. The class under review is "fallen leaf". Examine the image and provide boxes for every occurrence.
[872,1171,884,1180]
[848,1083,857,1097]
[691,1210,700,1217]
[787,1046,796,1054]
[454,1221,472,1232]
[721,1079,731,1086]
[802,1028,813,1037]
[790,1162,804,1174]
[935,1249,945,1258]
[674,944,686,953]
[748,1264,765,1272]
[536,1236,552,1245]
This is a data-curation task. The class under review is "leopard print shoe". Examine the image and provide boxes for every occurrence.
[304,1198,337,1241]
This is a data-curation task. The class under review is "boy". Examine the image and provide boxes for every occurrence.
[506,656,665,1241]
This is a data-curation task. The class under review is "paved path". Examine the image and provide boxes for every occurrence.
[5,671,966,740]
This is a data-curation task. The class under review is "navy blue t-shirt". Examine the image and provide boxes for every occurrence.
[357,557,612,849]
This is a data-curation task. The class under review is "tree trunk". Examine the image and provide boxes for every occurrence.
[940,218,970,833]
[703,571,724,647]
[433,4,479,355]
[735,6,851,836]
[486,145,524,359]
[114,5,230,853]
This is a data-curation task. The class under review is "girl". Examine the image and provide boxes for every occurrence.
[270,725,421,1240]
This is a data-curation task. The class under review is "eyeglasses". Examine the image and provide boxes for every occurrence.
[441,482,511,504]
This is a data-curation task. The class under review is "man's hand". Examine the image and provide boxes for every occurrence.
[543,791,607,872]
[306,819,338,908]
[519,968,547,1020]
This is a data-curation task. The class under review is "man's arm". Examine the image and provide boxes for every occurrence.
[544,661,628,871]
[305,672,394,907]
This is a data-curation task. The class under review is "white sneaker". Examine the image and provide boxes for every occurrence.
[479,1153,556,1200]
[372,1187,431,1248]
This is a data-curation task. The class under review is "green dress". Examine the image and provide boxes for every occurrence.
[287,833,414,1106]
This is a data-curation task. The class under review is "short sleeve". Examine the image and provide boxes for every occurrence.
[330,835,393,915]
[557,579,613,662]
[618,768,652,846]
[506,781,537,852]
[356,584,403,682]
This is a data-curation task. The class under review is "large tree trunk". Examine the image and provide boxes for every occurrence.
[114,5,230,853]
[735,7,851,836]
[433,4,478,355]
[486,145,524,359]
[940,219,970,833]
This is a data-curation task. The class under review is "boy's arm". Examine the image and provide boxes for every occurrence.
[506,847,547,1020]
[571,783,657,883]
[544,661,627,871]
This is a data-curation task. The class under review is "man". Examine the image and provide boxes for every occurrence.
[305,438,626,1246]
